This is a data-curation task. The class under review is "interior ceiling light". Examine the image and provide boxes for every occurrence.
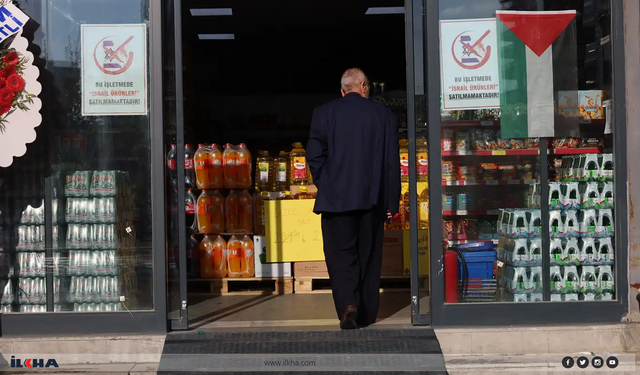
[198,34,235,40]
[365,7,405,15]
[190,8,232,16]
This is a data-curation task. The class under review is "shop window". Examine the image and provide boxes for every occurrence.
[438,0,616,303]
[0,0,152,313]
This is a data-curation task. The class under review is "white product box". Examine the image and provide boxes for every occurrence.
[253,236,292,278]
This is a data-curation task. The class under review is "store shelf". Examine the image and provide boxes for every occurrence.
[442,120,499,127]
[443,210,500,216]
[442,149,539,156]
[579,119,605,125]
[447,239,498,245]
[553,148,601,155]
[442,179,538,186]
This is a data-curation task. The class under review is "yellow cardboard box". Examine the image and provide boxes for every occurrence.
[403,229,430,276]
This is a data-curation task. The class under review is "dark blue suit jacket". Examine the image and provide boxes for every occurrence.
[307,92,401,215]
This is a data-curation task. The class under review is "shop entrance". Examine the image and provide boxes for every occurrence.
[164,0,430,330]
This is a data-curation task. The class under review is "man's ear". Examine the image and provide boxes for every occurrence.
[341,89,346,97]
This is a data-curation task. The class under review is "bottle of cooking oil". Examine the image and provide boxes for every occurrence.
[295,186,315,199]
[418,185,429,229]
[290,142,311,185]
[255,150,274,191]
[274,151,290,192]
[277,191,293,200]
[399,139,409,182]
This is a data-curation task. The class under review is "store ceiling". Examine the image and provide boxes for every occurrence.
[181,0,407,95]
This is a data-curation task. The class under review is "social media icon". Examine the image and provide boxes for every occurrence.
[562,356,574,369]
[607,356,619,369]
[592,356,604,369]
[577,356,589,369]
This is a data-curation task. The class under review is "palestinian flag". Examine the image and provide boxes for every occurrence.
[496,11,579,138]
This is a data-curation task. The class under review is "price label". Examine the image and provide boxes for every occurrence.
[456,210,468,215]
[480,120,493,126]
[445,180,455,186]
[508,179,520,185]
[524,179,536,185]
[487,210,500,215]
[465,180,478,186]
[486,180,499,185]
[497,260,504,268]
[457,150,471,156]
[492,150,507,156]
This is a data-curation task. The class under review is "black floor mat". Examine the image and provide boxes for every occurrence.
[159,329,448,374]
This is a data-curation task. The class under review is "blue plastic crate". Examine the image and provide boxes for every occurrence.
[458,249,497,280]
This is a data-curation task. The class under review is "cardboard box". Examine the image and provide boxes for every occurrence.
[403,230,430,276]
[293,231,404,278]
[294,261,328,278]
[253,236,292,278]
[381,230,404,276]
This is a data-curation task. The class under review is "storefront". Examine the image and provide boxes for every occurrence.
[0,0,631,335]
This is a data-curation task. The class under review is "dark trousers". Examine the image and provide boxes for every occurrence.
[321,206,385,326]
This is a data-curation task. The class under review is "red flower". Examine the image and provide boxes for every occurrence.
[0,95,13,115]
[0,86,14,103]
[0,77,7,91]
[3,51,18,65]
[6,73,24,93]
[1,64,15,78]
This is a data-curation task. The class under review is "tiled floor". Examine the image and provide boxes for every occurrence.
[187,292,422,331]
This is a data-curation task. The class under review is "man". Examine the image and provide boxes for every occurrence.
[307,68,400,329]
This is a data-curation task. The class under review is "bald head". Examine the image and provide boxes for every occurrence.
[340,68,370,98]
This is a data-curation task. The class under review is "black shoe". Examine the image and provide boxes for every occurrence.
[340,305,358,329]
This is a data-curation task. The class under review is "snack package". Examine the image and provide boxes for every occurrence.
[558,91,579,118]
[484,129,498,150]
[525,138,540,149]
[580,138,603,148]
[456,131,470,151]
[554,138,579,149]
[442,161,455,181]
[499,165,517,180]
[496,132,510,150]
[511,139,525,150]
[579,90,603,120]
[517,163,534,179]
[442,129,454,151]
[471,129,485,150]
[480,163,499,180]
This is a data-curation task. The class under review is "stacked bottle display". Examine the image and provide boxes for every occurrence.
[496,205,543,302]
[548,154,615,301]
[63,170,134,311]
[170,143,258,279]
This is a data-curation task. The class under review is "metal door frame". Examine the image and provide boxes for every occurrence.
[425,0,629,327]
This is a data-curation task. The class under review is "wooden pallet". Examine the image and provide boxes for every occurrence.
[294,276,412,294]
[189,277,294,295]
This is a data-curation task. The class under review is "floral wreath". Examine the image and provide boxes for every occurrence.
[0,48,36,132]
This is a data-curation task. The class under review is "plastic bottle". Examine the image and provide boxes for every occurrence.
[290,142,310,185]
[185,189,197,233]
[167,144,177,189]
[223,144,238,189]
[295,186,314,199]
[236,143,253,189]
[197,190,213,234]
[227,235,243,277]
[399,139,409,182]
[210,190,225,234]
[238,189,253,233]
[187,234,201,278]
[185,144,197,188]
[199,235,216,278]
[417,138,428,182]
[210,144,224,189]
[195,144,213,189]
[418,186,429,229]
[255,150,274,192]
[212,235,227,278]
[274,151,290,192]
[241,235,255,278]
[225,190,240,233]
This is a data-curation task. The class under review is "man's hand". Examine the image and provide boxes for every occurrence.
[387,210,393,219]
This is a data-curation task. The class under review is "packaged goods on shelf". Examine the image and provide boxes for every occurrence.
[194,144,224,190]
[579,90,603,120]
[226,235,254,278]
[255,151,275,192]
[223,143,252,189]
[200,235,227,278]
[196,190,225,234]
[274,151,290,192]
[224,190,253,234]
[290,142,311,185]
[253,236,292,278]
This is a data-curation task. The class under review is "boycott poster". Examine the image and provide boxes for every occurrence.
[440,18,500,111]
[81,24,147,116]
